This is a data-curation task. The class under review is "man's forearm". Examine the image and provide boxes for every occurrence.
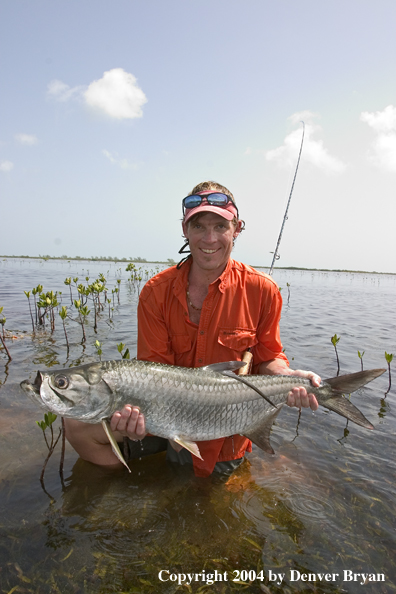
[258,359,291,375]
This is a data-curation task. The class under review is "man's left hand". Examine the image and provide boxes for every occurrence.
[286,370,320,411]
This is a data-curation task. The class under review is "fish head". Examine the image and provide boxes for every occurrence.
[20,362,114,422]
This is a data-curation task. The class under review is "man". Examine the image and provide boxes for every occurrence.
[65,181,319,476]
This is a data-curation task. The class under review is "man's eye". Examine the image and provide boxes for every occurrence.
[55,375,69,389]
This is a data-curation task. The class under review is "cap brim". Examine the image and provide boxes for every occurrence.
[184,204,237,223]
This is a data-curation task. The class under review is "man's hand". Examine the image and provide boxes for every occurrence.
[285,370,320,411]
[258,360,320,411]
[110,405,147,440]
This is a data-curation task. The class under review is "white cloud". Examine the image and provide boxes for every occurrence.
[0,160,14,172]
[84,68,147,119]
[102,149,142,170]
[266,111,346,174]
[102,149,117,164]
[15,133,38,145]
[47,68,147,120]
[47,79,84,102]
[360,105,396,171]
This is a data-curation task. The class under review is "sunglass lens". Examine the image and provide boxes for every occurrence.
[206,193,229,206]
[183,196,202,209]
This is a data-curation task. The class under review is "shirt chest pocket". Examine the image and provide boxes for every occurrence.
[217,328,258,353]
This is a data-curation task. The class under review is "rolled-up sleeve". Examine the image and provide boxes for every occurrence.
[251,279,289,371]
[137,285,175,365]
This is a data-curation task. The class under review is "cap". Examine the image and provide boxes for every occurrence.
[183,191,238,223]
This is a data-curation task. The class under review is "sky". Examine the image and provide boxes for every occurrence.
[1,0,396,273]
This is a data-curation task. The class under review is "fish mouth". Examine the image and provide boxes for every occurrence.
[34,371,43,391]
[20,372,42,395]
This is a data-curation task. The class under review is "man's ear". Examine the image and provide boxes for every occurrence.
[234,219,244,237]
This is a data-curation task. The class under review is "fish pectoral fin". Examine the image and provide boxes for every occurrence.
[168,439,183,453]
[323,396,374,430]
[101,420,132,473]
[173,436,203,460]
[200,361,247,373]
[245,405,283,455]
[221,371,277,408]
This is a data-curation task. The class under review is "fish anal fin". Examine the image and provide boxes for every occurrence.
[325,369,386,394]
[173,436,203,460]
[323,396,374,430]
[101,420,132,473]
[245,405,283,455]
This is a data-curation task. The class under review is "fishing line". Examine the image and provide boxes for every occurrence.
[269,121,305,276]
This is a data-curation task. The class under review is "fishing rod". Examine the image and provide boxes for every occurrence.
[269,121,305,276]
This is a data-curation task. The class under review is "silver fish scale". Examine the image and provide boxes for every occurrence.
[99,359,300,441]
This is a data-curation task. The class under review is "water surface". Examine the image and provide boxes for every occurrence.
[0,259,395,593]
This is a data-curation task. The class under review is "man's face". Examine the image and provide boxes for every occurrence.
[182,212,240,275]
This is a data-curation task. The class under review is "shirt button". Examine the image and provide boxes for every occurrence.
[200,331,204,335]
[198,358,202,363]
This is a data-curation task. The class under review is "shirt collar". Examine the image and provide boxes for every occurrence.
[173,257,233,297]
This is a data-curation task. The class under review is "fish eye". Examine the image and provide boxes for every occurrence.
[54,375,69,389]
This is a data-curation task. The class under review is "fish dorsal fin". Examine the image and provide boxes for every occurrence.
[324,369,386,394]
[172,436,203,460]
[245,405,283,454]
[101,420,131,473]
[220,370,277,408]
[200,361,247,373]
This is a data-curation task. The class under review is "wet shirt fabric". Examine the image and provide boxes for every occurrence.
[137,258,289,477]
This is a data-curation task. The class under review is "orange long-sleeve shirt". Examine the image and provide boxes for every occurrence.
[137,258,288,476]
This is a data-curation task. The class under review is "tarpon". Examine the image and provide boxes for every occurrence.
[21,360,385,471]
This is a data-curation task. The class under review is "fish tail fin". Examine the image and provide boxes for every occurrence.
[245,405,283,454]
[325,369,386,394]
[323,368,386,430]
[322,396,374,429]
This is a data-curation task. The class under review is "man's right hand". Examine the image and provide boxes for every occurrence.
[110,405,147,441]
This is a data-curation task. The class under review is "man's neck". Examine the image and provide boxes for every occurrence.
[188,259,229,288]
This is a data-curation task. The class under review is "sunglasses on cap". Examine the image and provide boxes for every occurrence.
[182,192,239,217]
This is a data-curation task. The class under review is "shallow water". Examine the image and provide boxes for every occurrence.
[0,258,395,594]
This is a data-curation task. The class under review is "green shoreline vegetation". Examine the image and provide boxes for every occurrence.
[0,255,394,275]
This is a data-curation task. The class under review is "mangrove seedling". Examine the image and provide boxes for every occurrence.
[384,352,393,396]
[37,290,59,332]
[59,306,69,351]
[64,277,73,304]
[117,278,121,304]
[117,342,130,359]
[37,412,61,483]
[358,350,365,371]
[0,308,12,361]
[286,282,291,305]
[331,333,341,376]
[32,284,43,325]
[95,340,103,361]
[24,290,35,334]
[73,299,87,342]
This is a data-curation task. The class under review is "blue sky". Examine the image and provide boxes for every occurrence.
[1,0,396,272]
